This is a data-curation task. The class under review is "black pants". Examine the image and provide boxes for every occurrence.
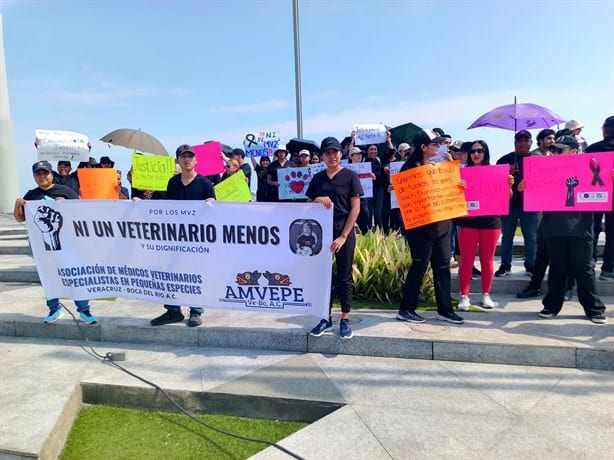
[328,232,356,315]
[530,231,574,291]
[542,237,605,317]
[400,229,453,315]
[594,210,614,271]
[356,199,371,235]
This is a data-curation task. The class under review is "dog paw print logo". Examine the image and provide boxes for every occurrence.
[285,170,310,194]
[34,205,64,251]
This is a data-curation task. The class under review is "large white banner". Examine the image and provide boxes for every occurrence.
[35,129,90,162]
[25,200,333,319]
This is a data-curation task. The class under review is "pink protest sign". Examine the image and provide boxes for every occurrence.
[460,165,510,216]
[523,152,614,212]
[193,142,225,176]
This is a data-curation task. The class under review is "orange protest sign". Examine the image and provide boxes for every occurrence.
[77,168,121,199]
[391,160,467,230]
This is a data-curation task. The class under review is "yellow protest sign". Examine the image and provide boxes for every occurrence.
[131,154,176,191]
[391,160,467,230]
[214,171,252,202]
[77,168,121,199]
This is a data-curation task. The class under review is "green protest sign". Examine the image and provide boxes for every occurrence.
[131,154,176,191]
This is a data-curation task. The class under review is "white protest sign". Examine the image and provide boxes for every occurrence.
[278,166,312,200]
[35,129,90,162]
[389,161,404,209]
[353,123,387,146]
[243,130,281,158]
[24,200,333,319]
[345,162,373,198]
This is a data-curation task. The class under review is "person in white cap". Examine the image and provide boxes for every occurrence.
[565,119,588,152]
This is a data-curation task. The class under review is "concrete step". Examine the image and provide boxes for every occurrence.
[0,238,31,255]
[0,283,612,371]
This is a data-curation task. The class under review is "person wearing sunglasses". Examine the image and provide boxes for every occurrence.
[455,141,514,311]
[495,130,538,277]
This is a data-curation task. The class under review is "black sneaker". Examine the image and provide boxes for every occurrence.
[494,264,511,277]
[310,318,333,337]
[471,266,482,279]
[396,310,425,323]
[516,285,541,299]
[436,311,464,324]
[187,312,202,327]
[590,314,607,324]
[538,309,556,318]
[150,310,184,326]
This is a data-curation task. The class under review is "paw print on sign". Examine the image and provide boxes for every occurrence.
[285,170,310,194]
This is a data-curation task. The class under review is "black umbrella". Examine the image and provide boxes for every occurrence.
[286,138,320,154]
[390,122,422,146]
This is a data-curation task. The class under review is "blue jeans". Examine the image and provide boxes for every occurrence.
[500,210,538,269]
[164,305,204,315]
[46,298,90,312]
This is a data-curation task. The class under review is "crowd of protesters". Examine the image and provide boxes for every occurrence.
[14,115,614,333]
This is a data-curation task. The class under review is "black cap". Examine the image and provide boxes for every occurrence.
[231,148,246,158]
[57,161,71,168]
[100,156,115,167]
[603,115,614,130]
[514,130,532,140]
[412,129,445,149]
[320,136,341,152]
[32,160,53,173]
[553,135,579,150]
[176,144,195,157]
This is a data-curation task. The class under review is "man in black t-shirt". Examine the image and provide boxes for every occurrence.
[14,161,96,325]
[150,144,216,327]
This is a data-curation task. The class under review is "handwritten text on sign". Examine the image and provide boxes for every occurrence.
[35,129,90,162]
[353,124,387,146]
[243,131,280,158]
[391,160,467,229]
[523,152,614,212]
[131,154,176,191]
[459,164,510,216]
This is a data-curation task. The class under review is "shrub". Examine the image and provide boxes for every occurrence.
[351,229,435,304]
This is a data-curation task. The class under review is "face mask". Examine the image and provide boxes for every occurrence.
[437,144,448,156]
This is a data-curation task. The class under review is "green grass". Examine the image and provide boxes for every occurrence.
[61,405,307,460]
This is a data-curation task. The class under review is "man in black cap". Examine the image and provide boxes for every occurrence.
[495,130,537,277]
[518,136,608,324]
[13,161,96,324]
[585,115,614,281]
[150,144,216,327]
[229,148,252,187]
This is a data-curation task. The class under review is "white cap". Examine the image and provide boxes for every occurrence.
[565,119,584,130]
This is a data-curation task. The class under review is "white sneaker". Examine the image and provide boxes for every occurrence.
[481,293,495,309]
[458,295,471,311]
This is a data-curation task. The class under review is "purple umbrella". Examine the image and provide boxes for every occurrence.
[468,103,565,131]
